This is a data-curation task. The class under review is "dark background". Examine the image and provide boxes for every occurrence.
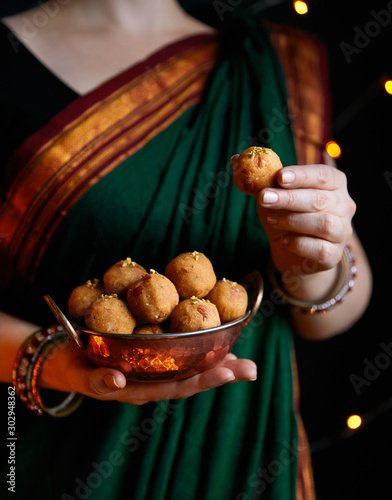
[1,1,392,498]
[263,2,392,499]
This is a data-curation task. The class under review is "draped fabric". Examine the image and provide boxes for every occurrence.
[0,7,330,499]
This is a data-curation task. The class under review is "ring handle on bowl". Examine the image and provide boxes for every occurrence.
[241,271,264,327]
[44,295,85,350]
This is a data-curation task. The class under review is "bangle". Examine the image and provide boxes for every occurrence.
[268,246,356,314]
[12,325,85,417]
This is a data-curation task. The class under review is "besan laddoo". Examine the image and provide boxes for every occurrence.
[206,278,248,323]
[85,294,137,334]
[232,146,282,196]
[68,279,106,322]
[127,270,179,324]
[165,251,216,299]
[170,297,221,333]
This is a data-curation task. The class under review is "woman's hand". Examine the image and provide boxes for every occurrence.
[255,163,356,275]
[40,341,257,405]
[229,158,371,339]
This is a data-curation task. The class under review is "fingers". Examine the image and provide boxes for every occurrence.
[278,235,344,270]
[264,211,352,243]
[260,188,333,213]
[259,186,355,217]
[276,164,346,190]
[127,357,257,405]
[222,358,258,382]
[83,354,257,405]
[87,368,127,396]
[257,165,356,250]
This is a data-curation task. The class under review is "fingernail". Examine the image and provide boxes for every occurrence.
[281,170,295,184]
[104,374,120,390]
[247,368,257,381]
[263,191,278,204]
[218,372,236,386]
[224,373,236,383]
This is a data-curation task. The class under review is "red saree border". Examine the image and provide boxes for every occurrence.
[2,33,218,192]
[291,348,316,500]
[3,33,217,177]
[0,34,219,290]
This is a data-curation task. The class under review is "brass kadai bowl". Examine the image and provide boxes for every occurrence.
[45,271,263,382]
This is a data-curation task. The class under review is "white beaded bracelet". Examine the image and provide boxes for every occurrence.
[268,246,356,314]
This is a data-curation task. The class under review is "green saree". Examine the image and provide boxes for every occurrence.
[0,8,330,500]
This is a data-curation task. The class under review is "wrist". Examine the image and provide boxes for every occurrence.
[12,326,84,417]
[268,246,356,314]
[281,266,339,302]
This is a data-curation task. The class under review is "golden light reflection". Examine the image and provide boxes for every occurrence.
[122,351,179,372]
[91,336,110,358]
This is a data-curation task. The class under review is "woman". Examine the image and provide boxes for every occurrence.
[0,0,372,499]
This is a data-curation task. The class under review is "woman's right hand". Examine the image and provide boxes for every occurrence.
[40,340,257,405]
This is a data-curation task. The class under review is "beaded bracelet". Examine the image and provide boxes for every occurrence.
[268,246,356,314]
[12,325,84,417]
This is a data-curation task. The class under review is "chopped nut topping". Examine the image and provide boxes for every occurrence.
[222,277,237,285]
[120,257,136,267]
[245,147,270,157]
[190,296,210,305]
[86,278,100,288]
[101,294,118,299]
[191,250,200,261]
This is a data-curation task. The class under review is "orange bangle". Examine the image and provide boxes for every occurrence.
[12,326,84,417]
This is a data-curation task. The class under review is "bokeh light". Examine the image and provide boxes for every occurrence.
[384,80,392,95]
[293,1,309,15]
[326,140,342,159]
[346,414,362,430]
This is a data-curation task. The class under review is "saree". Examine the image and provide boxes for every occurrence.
[0,8,329,500]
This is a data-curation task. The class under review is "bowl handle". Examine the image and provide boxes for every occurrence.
[241,271,264,327]
[44,295,85,350]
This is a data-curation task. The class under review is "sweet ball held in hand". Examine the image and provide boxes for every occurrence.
[232,146,282,196]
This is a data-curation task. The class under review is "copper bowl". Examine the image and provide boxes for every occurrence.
[45,271,263,382]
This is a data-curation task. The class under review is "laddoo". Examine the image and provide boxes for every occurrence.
[103,257,146,297]
[133,324,166,335]
[232,146,282,196]
[127,270,179,324]
[165,250,216,299]
[170,297,221,333]
[206,278,248,323]
[85,294,137,334]
[68,279,106,322]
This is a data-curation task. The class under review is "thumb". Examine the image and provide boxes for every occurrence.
[87,368,127,396]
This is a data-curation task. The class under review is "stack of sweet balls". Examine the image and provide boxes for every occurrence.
[68,251,249,335]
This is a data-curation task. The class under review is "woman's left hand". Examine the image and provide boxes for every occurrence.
[255,164,356,275]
